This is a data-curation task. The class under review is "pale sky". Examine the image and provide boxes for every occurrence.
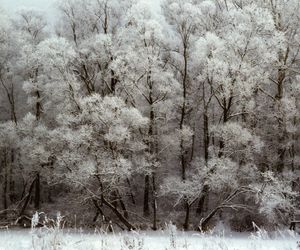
[0,0,56,12]
[0,0,55,11]
[0,0,57,23]
[0,0,160,13]
[0,0,161,23]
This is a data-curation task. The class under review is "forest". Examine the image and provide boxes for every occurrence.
[0,0,299,232]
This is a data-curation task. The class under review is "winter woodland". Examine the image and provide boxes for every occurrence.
[0,0,299,232]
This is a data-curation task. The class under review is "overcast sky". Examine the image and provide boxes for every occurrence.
[1,0,56,12]
[0,0,161,24]
[0,0,160,13]
[0,0,57,24]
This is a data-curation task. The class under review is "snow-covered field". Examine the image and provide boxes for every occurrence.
[0,228,299,250]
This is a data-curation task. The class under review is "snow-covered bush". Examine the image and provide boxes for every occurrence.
[31,212,65,250]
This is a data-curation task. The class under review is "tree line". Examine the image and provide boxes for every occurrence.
[0,0,299,231]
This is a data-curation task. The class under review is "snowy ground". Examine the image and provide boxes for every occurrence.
[0,228,299,250]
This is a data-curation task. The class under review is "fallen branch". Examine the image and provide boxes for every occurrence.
[198,186,254,231]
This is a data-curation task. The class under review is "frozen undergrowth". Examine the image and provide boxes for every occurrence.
[0,218,299,250]
[0,229,299,250]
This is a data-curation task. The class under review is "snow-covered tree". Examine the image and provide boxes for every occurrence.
[52,94,148,230]
[0,0,299,231]
[112,0,180,229]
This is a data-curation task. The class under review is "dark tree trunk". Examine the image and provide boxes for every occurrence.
[117,190,129,219]
[179,45,188,181]
[218,97,232,157]
[92,199,115,232]
[196,185,209,215]
[203,111,209,163]
[196,104,210,215]
[143,77,156,218]
[102,197,136,230]
[9,149,15,203]
[35,90,42,120]
[3,150,8,213]
[152,173,157,230]
[275,47,289,173]
[18,177,36,217]
[198,206,221,231]
[143,175,150,217]
[183,201,190,230]
[126,178,136,205]
[111,69,117,94]
[34,173,40,210]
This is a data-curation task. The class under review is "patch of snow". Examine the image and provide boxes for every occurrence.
[0,229,299,250]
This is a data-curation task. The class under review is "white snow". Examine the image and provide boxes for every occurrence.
[0,229,299,250]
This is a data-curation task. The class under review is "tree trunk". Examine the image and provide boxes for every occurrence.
[92,199,115,231]
[18,177,36,217]
[3,150,8,214]
[275,47,289,173]
[198,205,221,231]
[117,190,129,219]
[180,45,188,181]
[218,98,232,157]
[203,111,209,163]
[183,201,190,230]
[111,68,117,94]
[144,84,155,218]
[196,185,209,215]
[102,197,136,230]
[152,173,157,230]
[143,174,150,217]
[9,149,15,203]
[126,178,136,205]
[35,90,42,120]
[196,105,210,215]
[34,173,40,210]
